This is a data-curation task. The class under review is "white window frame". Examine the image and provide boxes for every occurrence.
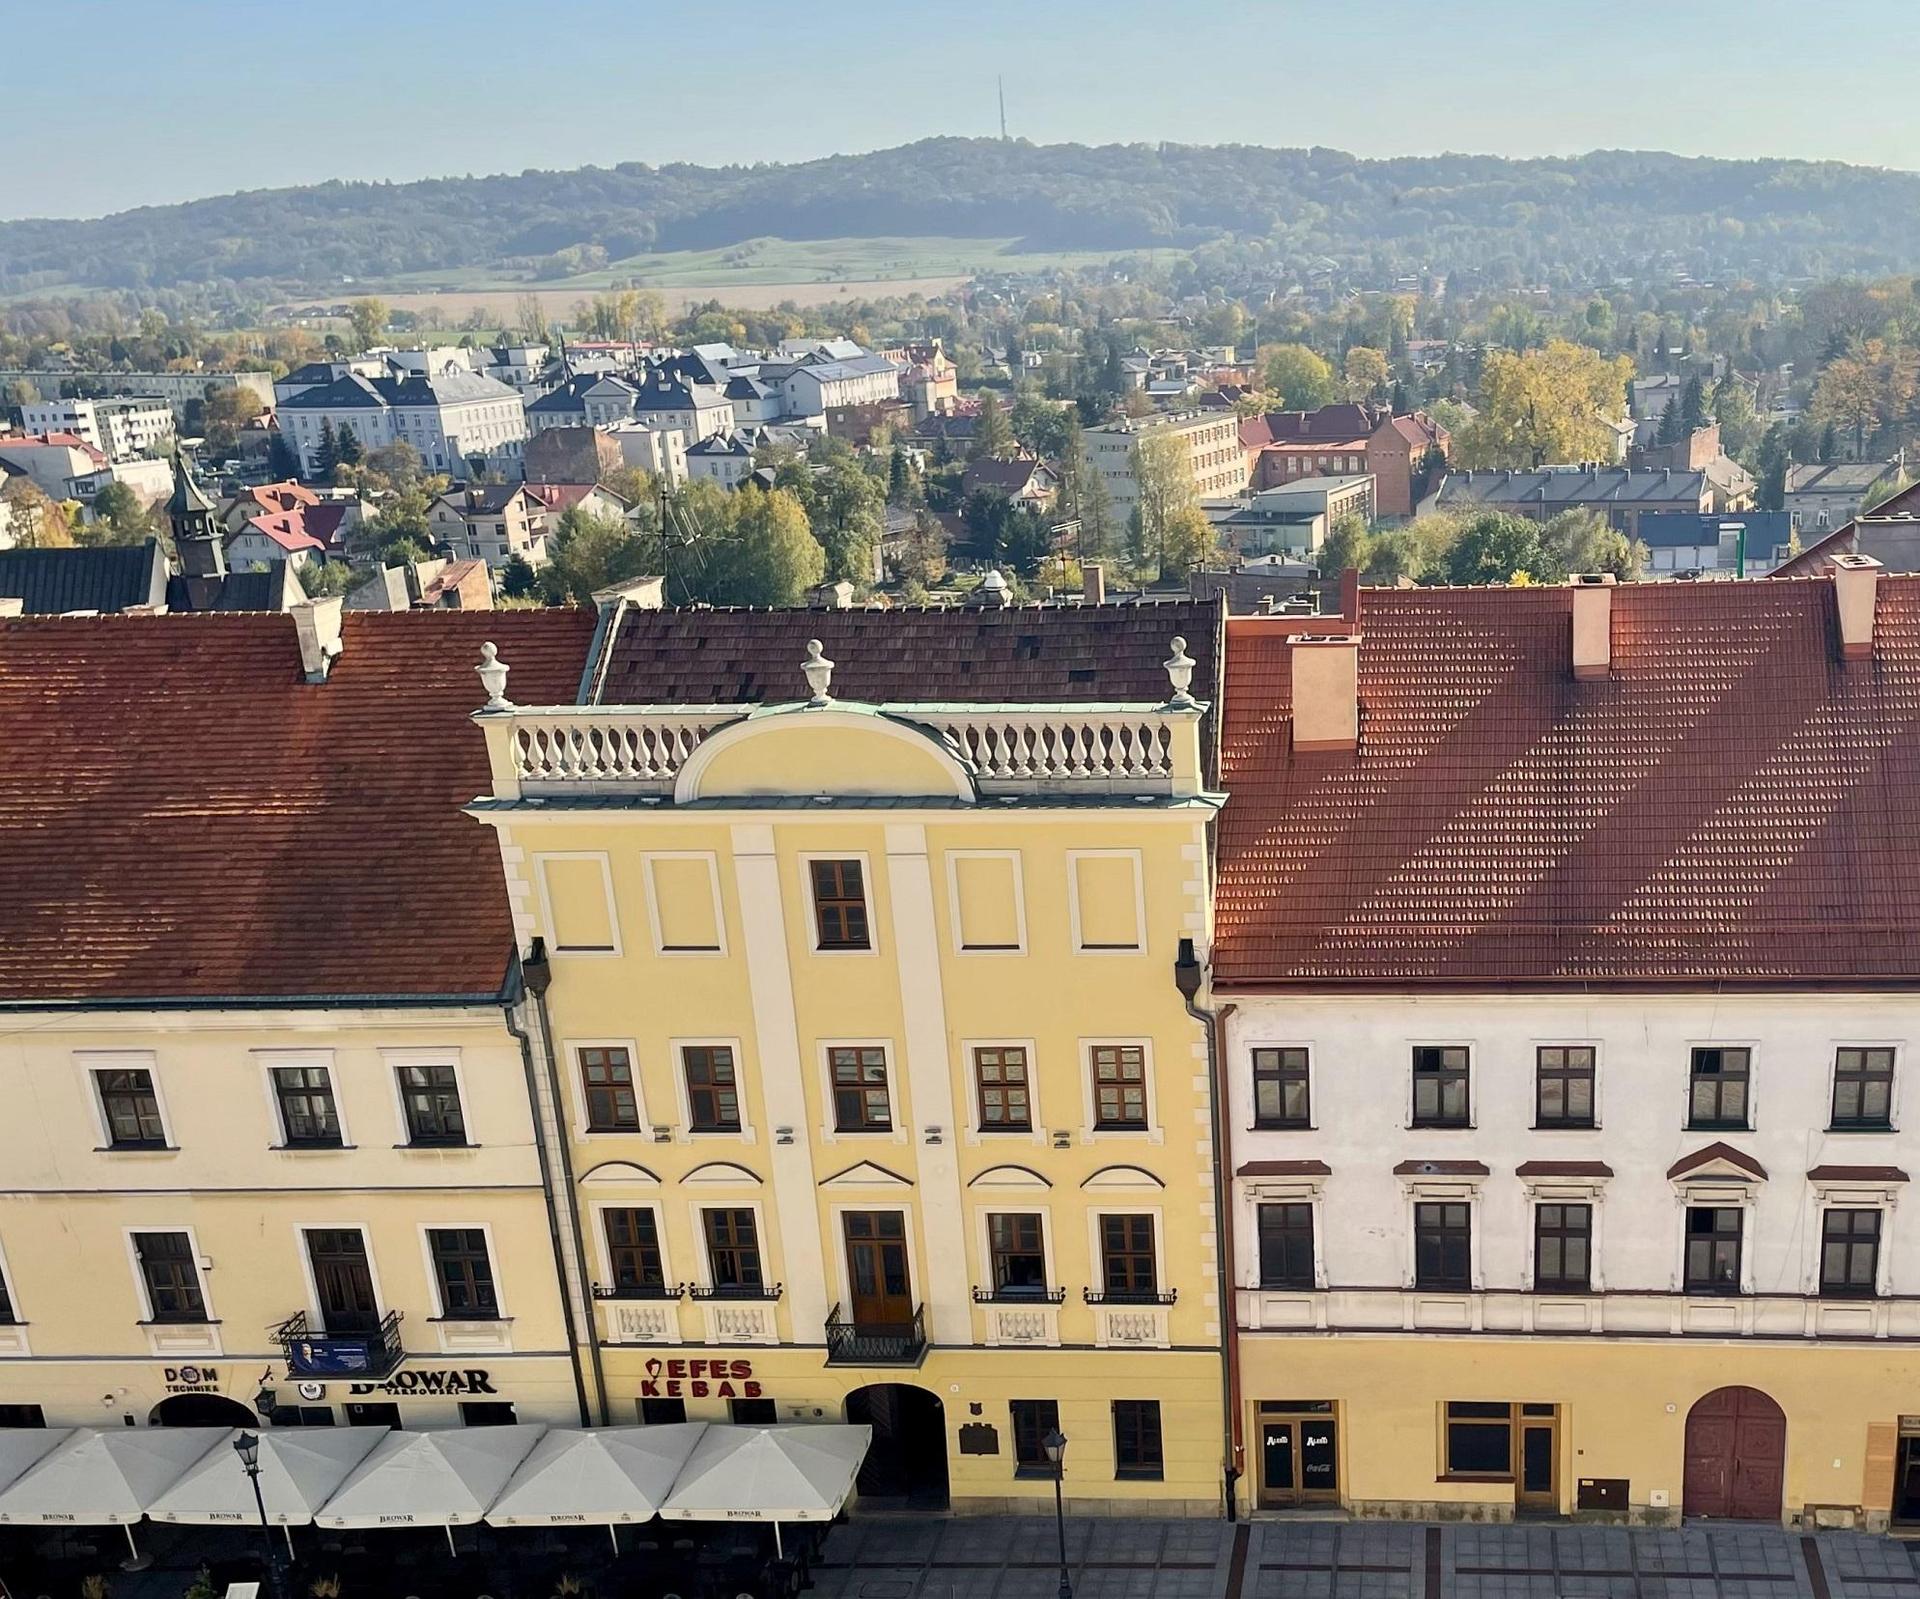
[0,1234,22,1328]
[124,1224,216,1325]
[293,1221,386,1330]
[1244,1040,1317,1132]
[798,850,880,958]
[1683,1038,1760,1133]
[1243,1182,1327,1292]
[975,1205,1057,1297]
[1522,1187,1606,1294]
[944,849,1028,956]
[1079,1036,1162,1144]
[588,1199,676,1292]
[1085,1205,1166,1297]
[1399,1179,1484,1293]
[1407,1039,1476,1131]
[1065,849,1147,956]
[533,850,623,957]
[1826,1041,1903,1133]
[691,1199,774,1293]
[383,1046,473,1150]
[418,1221,510,1323]
[640,850,727,957]
[1529,1038,1602,1132]
[256,1048,350,1150]
[672,1036,756,1143]
[79,1049,174,1152]
[961,1037,1044,1145]
[1807,1183,1901,1298]
[818,1039,907,1145]
[1672,1184,1758,1295]
[565,1037,648,1137]
[827,1201,920,1313]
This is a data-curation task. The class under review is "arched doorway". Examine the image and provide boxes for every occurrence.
[148,1393,256,1428]
[844,1384,948,1510]
[1683,1386,1785,1520]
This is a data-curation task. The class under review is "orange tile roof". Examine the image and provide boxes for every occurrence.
[0,608,595,1005]
[1214,578,1920,990]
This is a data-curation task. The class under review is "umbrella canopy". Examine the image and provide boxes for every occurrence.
[151,1427,387,1525]
[0,1429,75,1496]
[660,1425,871,1524]
[314,1424,546,1528]
[0,1427,229,1525]
[489,1423,708,1527]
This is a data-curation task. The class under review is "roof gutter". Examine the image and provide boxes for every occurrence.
[0,990,507,1014]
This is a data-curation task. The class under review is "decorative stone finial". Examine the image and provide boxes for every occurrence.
[1164,635,1197,707]
[476,641,514,710]
[802,638,835,707]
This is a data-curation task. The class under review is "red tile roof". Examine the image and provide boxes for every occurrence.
[241,513,325,553]
[1806,1164,1908,1183]
[1214,578,1920,989]
[0,608,595,1004]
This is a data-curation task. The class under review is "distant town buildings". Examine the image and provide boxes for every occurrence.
[1086,410,1248,518]
[277,368,528,477]
[20,396,173,462]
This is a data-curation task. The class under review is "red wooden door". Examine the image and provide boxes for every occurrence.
[1683,1387,1785,1520]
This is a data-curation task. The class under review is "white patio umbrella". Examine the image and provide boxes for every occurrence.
[0,1426,230,1561]
[0,1428,75,1495]
[150,1425,387,1556]
[488,1423,707,1551]
[313,1423,546,1555]
[660,1424,871,1555]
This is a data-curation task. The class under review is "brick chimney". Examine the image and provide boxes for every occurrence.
[1569,573,1616,680]
[1288,634,1360,752]
[1832,553,1883,661]
[291,597,344,683]
[1083,561,1106,606]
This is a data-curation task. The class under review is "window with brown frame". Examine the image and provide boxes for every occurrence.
[703,1209,764,1292]
[1831,1048,1895,1131]
[1688,1048,1751,1130]
[603,1208,666,1294]
[1442,1402,1555,1478]
[1257,1203,1316,1289]
[1099,1214,1158,1299]
[1252,1048,1311,1129]
[974,1046,1032,1132]
[829,1046,892,1132]
[1090,1045,1148,1130]
[987,1213,1048,1295]
[133,1231,206,1323]
[427,1228,499,1318]
[1011,1398,1060,1476]
[271,1065,342,1147]
[1112,1399,1164,1480]
[683,1045,741,1133]
[1534,1047,1596,1128]
[1532,1203,1592,1292]
[96,1068,167,1149]
[1414,1202,1472,1290]
[1684,1206,1743,1294]
[1411,1047,1470,1128]
[1820,1208,1881,1297]
[580,1046,640,1132]
[396,1062,467,1147]
[810,859,870,951]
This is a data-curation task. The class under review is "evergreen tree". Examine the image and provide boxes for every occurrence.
[335,423,364,467]
[1820,422,1838,463]
[886,446,921,507]
[1679,374,1708,431]
[970,393,1014,461]
[267,432,300,481]
[314,418,339,479]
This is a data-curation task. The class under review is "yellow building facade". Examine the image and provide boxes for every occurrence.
[470,624,1230,1513]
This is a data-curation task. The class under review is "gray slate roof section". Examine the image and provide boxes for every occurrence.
[0,540,168,614]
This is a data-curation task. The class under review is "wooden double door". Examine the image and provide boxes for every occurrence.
[306,1229,379,1333]
[1258,1404,1339,1506]
[1683,1386,1786,1520]
[843,1211,912,1326]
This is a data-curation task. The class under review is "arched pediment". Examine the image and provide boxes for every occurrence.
[1081,1164,1166,1191]
[577,1160,660,1186]
[680,1160,764,1187]
[674,704,974,804]
[967,1164,1052,1192]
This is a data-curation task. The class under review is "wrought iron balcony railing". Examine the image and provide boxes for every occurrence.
[824,1302,928,1365]
[273,1310,405,1379]
[971,1285,1067,1304]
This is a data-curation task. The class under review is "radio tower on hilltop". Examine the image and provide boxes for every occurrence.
[998,76,1008,140]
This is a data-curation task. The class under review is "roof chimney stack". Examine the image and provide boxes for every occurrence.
[290,597,344,683]
[1832,553,1883,661]
[1083,561,1106,606]
[1287,634,1361,753]
[1569,573,1616,680]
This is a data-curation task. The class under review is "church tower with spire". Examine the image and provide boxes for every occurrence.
[167,450,225,579]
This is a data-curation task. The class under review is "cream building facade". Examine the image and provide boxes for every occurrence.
[1086,411,1249,516]
[468,603,1232,1514]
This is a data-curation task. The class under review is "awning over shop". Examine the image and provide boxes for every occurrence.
[314,1424,547,1529]
[0,1428,228,1525]
[660,1425,871,1524]
[488,1423,707,1527]
[0,1429,74,1496]
[151,1428,386,1526]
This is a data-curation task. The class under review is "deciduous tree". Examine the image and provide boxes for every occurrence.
[1259,343,1335,411]
[1453,341,1635,469]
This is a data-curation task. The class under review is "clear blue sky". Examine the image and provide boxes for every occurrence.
[4,0,1917,221]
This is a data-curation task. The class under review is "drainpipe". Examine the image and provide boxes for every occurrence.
[1175,936,1242,1520]
[506,939,611,1425]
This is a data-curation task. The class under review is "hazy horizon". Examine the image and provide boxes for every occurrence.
[3,0,1917,224]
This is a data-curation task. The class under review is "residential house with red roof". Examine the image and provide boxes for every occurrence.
[1208,565,1920,1526]
[1244,405,1450,517]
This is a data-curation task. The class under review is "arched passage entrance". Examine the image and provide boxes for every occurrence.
[1683,1386,1785,1520]
[844,1384,948,1510]
[148,1393,256,1428]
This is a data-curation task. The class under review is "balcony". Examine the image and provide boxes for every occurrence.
[824,1303,928,1366]
[1084,1287,1176,1350]
[592,1282,687,1345]
[273,1310,404,1379]
[973,1286,1064,1349]
[690,1283,782,1345]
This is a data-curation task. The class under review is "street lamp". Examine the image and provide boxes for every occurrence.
[1043,1428,1071,1599]
[232,1431,285,1599]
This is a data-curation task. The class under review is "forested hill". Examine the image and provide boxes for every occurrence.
[7,138,1920,297]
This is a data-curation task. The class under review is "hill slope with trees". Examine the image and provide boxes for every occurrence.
[8,139,1920,297]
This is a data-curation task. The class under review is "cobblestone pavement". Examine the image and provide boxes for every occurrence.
[815,1519,1920,1599]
